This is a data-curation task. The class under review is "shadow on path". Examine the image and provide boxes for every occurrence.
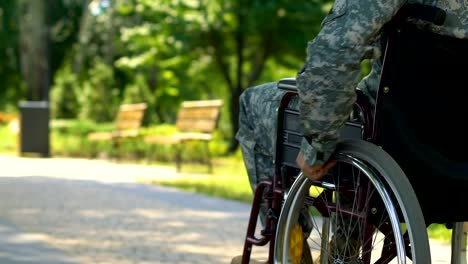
[0,219,78,264]
[0,176,259,264]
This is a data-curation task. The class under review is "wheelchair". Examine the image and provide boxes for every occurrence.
[240,4,468,264]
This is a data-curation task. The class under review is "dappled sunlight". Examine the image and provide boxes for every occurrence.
[163,232,202,242]
[176,243,243,257]
[131,207,248,222]
[0,175,259,263]
[171,209,236,220]
[0,223,80,263]
[42,234,123,251]
[7,233,50,244]
[130,208,168,219]
[161,220,185,228]
[78,209,125,219]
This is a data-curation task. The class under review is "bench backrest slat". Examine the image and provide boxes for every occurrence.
[175,100,223,133]
[115,103,147,131]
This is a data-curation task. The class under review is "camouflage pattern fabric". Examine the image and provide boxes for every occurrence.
[236,82,288,191]
[297,0,468,166]
[235,0,468,256]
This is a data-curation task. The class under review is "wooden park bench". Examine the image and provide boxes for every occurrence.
[144,99,224,173]
[87,103,147,158]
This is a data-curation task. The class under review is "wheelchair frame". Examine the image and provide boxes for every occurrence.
[239,4,468,264]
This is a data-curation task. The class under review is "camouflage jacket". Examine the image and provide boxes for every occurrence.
[297,0,468,166]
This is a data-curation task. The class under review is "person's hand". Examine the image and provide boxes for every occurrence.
[296,151,337,180]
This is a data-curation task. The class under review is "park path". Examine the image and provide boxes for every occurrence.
[0,154,453,263]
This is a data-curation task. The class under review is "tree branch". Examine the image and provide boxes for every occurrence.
[246,33,272,87]
[208,28,234,92]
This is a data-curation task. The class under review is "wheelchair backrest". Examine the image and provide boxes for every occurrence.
[375,14,468,168]
[374,13,468,221]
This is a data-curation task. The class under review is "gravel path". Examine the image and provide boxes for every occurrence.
[0,154,454,263]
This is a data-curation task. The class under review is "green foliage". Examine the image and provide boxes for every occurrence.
[122,74,155,124]
[52,119,107,135]
[51,119,108,157]
[122,74,152,104]
[48,0,85,76]
[427,224,452,242]
[114,0,198,122]
[75,0,122,73]
[52,119,112,157]
[141,124,228,163]
[0,0,84,109]
[0,0,24,110]
[46,119,230,164]
[2,0,338,151]
[78,60,119,122]
[109,0,333,149]
[50,64,80,119]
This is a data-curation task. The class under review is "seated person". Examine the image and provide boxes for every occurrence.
[233,0,468,263]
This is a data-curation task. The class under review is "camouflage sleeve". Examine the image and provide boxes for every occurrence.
[296,0,407,166]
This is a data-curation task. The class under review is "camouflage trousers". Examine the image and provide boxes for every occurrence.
[235,82,315,231]
[235,82,287,225]
[235,82,287,192]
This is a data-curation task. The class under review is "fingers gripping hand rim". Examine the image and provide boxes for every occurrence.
[296,151,337,180]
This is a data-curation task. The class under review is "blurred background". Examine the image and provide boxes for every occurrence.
[0,0,335,160]
[0,2,454,261]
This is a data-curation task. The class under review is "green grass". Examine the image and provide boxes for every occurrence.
[141,156,254,203]
[0,124,17,155]
[427,224,453,242]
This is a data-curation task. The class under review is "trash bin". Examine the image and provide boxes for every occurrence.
[18,101,50,157]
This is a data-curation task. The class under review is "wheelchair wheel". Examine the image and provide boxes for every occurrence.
[274,139,430,264]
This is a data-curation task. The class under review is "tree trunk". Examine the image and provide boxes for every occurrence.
[18,0,49,101]
[228,87,242,153]
[227,0,246,153]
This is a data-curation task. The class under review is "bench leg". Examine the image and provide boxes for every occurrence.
[175,144,182,172]
[88,141,97,159]
[112,139,120,162]
[88,141,104,159]
[204,141,213,173]
[146,144,154,165]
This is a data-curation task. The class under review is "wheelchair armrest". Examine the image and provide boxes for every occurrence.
[278,78,297,92]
